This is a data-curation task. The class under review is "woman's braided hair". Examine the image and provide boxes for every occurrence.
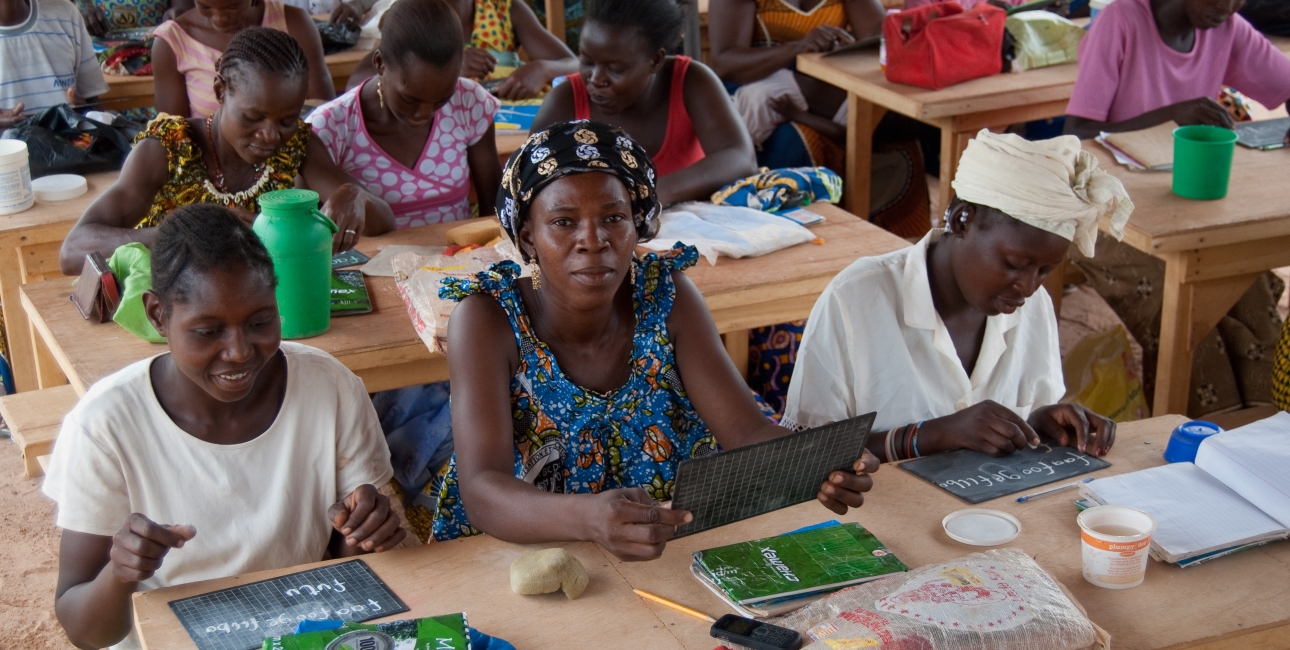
[152,204,277,307]
[586,0,685,51]
[379,0,463,69]
[216,26,309,92]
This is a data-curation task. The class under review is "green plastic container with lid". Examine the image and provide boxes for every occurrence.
[253,189,337,339]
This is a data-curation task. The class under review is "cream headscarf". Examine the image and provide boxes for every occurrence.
[950,130,1133,257]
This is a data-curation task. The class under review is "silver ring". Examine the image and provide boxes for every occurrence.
[344,229,356,234]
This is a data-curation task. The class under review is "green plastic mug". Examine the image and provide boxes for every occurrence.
[253,189,338,339]
[1172,125,1239,201]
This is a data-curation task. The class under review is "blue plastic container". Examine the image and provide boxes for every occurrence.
[1163,420,1222,463]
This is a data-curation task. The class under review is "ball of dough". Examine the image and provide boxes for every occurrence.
[510,548,590,599]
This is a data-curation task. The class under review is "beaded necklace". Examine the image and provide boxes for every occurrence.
[202,113,275,205]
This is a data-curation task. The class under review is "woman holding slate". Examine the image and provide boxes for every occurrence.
[784,132,1127,463]
[44,206,408,650]
[432,121,877,558]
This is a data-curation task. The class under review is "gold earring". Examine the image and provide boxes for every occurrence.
[531,262,541,290]
[376,76,385,110]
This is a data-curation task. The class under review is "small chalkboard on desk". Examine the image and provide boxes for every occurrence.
[167,559,407,650]
[898,442,1109,504]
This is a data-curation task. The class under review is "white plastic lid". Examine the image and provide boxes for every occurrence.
[32,174,87,202]
[942,509,1021,546]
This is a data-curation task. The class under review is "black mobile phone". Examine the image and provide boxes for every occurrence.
[710,614,803,650]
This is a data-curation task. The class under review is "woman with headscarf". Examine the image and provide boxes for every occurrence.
[427,121,877,559]
[783,131,1131,463]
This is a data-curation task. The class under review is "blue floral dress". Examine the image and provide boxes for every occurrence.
[429,244,719,541]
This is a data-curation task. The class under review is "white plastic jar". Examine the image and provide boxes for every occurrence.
[0,140,34,215]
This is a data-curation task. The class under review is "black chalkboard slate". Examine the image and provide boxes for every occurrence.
[671,413,874,538]
[168,559,408,650]
[898,442,1110,504]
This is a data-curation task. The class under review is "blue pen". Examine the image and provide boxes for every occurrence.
[1016,477,1095,503]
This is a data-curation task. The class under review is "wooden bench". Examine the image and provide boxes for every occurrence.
[0,384,78,477]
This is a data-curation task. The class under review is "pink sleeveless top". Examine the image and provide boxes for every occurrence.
[153,0,290,118]
[569,55,705,178]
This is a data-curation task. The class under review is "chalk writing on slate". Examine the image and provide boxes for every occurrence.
[898,442,1110,504]
[168,559,408,650]
[671,412,874,538]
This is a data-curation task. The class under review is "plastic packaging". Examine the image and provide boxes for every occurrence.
[0,140,34,215]
[770,548,1101,650]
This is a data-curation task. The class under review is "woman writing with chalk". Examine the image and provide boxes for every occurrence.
[428,121,877,558]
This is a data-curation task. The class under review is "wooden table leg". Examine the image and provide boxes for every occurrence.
[544,0,565,43]
[844,94,875,218]
[0,242,37,392]
[29,318,66,389]
[1153,252,1261,416]
[937,126,974,216]
[723,330,750,381]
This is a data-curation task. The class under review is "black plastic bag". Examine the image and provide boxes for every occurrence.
[1241,0,1290,36]
[0,104,144,177]
[315,19,360,55]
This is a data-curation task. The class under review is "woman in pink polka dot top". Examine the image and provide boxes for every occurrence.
[307,0,502,229]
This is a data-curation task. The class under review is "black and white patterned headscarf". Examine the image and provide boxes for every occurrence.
[497,120,660,262]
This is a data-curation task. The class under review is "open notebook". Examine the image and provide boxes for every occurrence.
[1081,413,1290,565]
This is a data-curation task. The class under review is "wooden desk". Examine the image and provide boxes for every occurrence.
[0,172,117,393]
[101,46,372,111]
[134,416,1290,649]
[1085,141,1290,417]
[21,203,909,395]
[796,36,1290,220]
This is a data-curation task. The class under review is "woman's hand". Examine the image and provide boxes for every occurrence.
[1169,97,1235,130]
[817,450,879,514]
[795,25,854,54]
[462,48,498,81]
[82,3,109,36]
[1028,404,1116,457]
[329,1,364,24]
[320,183,367,252]
[495,61,549,100]
[917,401,1041,458]
[329,484,407,554]
[109,514,196,584]
[583,488,690,562]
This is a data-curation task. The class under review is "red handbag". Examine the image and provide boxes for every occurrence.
[883,1,1007,90]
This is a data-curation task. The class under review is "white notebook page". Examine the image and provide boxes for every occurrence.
[1196,412,1290,529]
[1083,463,1287,561]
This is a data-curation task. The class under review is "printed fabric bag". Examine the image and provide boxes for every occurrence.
[884,2,1007,90]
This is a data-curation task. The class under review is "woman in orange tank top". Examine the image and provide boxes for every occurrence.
[531,0,755,205]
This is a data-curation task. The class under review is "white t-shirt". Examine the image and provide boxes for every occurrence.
[782,229,1065,433]
[43,342,392,649]
[0,0,109,115]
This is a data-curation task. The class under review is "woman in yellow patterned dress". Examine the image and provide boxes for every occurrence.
[60,27,394,275]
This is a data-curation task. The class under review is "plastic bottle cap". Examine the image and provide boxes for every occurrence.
[32,174,87,202]
[258,188,320,210]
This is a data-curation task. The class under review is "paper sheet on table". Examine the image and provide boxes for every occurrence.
[1082,462,1288,563]
[361,245,446,277]
[1196,411,1290,529]
[1101,121,1178,170]
[638,202,816,265]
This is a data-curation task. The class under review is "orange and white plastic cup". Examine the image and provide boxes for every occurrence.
[1077,505,1157,589]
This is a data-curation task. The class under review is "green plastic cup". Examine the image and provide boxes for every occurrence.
[1172,125,1238,200]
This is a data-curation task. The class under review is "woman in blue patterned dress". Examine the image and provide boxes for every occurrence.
[431,120,878,559]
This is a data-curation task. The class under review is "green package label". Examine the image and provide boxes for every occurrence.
[262,613,469,650]
[694,523,908,605]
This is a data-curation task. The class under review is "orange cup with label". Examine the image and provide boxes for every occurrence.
[1077,505,1157,589]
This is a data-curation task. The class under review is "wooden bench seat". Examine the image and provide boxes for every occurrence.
[0,384,78,477]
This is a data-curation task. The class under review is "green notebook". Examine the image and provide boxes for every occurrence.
[261,613,468,650]
[694,523,907,605]
[331,269,372,316]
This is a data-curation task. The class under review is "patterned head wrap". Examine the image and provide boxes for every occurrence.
[497,120,660,262]
[951,130,1133,258]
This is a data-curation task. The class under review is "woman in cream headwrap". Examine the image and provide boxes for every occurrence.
[783,130,1131,462]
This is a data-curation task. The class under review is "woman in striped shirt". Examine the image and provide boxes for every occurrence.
[151,0,334,117]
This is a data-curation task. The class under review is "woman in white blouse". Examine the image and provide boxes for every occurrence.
[783,130,1133,462]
